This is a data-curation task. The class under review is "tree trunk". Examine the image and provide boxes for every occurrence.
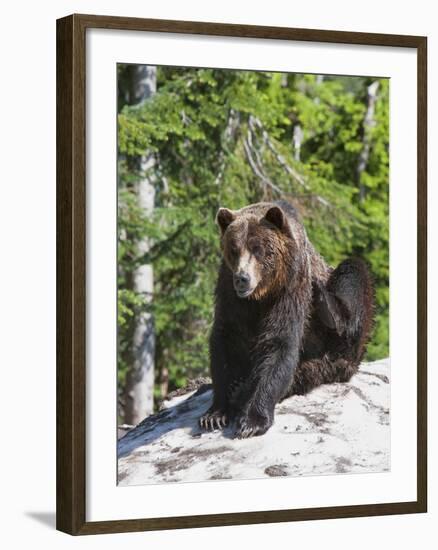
[124,66,157,425]
[357,81,379,202]
[292,125,303,161]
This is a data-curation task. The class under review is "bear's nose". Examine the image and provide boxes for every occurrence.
[234,272,250,288]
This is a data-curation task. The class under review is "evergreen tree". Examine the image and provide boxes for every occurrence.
[118,66,389,417]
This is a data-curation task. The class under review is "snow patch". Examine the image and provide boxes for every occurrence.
[118,359,390,486]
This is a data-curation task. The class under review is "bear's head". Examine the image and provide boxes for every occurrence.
[216,203,296,300]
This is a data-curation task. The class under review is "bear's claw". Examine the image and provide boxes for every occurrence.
[199,410,228,431]
[235,412,272,439]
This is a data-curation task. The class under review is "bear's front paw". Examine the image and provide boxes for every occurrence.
[199,408,229,431]
[235,409,273,439]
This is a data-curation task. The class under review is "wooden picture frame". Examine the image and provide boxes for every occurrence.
[56,13,427,535]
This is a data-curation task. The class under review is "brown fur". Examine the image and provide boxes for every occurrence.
[200,200,375,438]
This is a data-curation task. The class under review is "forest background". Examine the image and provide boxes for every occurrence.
[117,65,389,425]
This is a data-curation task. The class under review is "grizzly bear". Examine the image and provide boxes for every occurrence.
[199,200,374,438]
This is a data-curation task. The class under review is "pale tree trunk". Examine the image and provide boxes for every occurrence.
[357,80,379,202]
[124,66,157,425]
[292,125,303,162]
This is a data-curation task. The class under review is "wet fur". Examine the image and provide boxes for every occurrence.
[199,200,374,438]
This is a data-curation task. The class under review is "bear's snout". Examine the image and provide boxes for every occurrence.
[233,271,252,298]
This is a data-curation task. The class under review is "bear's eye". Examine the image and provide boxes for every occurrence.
[229,243,239,257]
[250,243,263,257]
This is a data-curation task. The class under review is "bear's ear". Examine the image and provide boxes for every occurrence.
[216,208,235,235]
[264,206,290,235]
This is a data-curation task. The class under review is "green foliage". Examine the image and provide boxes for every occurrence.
[118,66,390,409]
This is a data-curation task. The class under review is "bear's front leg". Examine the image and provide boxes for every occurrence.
[235,345,299,439]
[199,325,233,431]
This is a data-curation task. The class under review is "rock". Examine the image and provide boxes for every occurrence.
[117,359,390,486]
